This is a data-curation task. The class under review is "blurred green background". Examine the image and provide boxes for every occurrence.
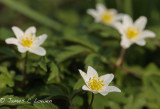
[0,0,160,109]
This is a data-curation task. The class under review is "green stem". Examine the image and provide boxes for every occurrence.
[69,99,74,109]
[88,93,94,109]
[116,47,126,67]
[23,52,28,82]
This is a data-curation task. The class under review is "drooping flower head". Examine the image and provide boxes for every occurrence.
[87,4,124,26]
[115,15,155,49]
[79,66,121,96]
[5,26,47,56]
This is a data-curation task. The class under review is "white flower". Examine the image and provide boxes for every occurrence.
[79,66,121,96]
[115,15,156,49]
[87,3,124,26]
[5,26,47,56]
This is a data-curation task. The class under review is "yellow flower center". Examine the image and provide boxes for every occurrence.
[21,34,33,48]
[89,75,104,91]
[101,10,115,24]
[126,27,140,39]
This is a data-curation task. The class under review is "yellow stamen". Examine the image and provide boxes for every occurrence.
[101,10,115,24]
[89,75,104,91]
[126,27,140,39]
[21,34,33,48]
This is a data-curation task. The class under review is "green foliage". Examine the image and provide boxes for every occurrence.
[17,103,58,109]
[0,0,160,108]
[34,103,58,109]
[0,0,62,31]
[0,66,15,95]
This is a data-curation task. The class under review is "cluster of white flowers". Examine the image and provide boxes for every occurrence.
[87,3,155,49]
[5,3,155,97]
[5,26,119,96]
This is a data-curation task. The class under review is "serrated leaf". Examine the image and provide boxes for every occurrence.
[0,67,14,88]
[34,103,58,109]
[47,62,59,84]
[38,57,49,72]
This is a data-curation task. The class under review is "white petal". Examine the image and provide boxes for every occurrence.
[17,46,27,53]
[12,26,24,39]
[134,16,147,30]
[113,22,123,34]
[135,40,146,46]
[96,3,106,14]
[110,9,117,14]
[114,14,125,21]
[82,85,98,94]
[79,69,89,84]
[120,36,132,49]
[100,74,114,86]
[87,66,98,78]
[35,34,47,46]
[87,9,101,22]
[29,47,46,56]
[99,86,121,96]
[82,85,91,91]
[5,38,18,45]
[141,30,155,38]
[107,86,121,92]
[25,26,36,35]
[123,15,133,29]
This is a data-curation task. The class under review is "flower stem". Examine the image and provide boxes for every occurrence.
[88,93,94,109]
[23,52,28,82]
[69,99,74,109]
[116,47,126,67]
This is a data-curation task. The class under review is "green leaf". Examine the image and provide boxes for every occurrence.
[0,47,18,60]
[85,53,101,67]
[88,23,120,38]
[0,0,62,31]
[34,103,58,109]
[37,85,65,97]
[0,87,13,95]
[0,28,13,40]
[38,57,49,72]
[55,45,91,63]
[73,78,84,90]
[47,62,59,84]
[124,0,133,16]
[17,105,37,109]
[0,107,10,109]
[108,101,121,109]
[72,96,83,106]
[0,67,14,88]
[17,104,58,109]
[63,27,99,51]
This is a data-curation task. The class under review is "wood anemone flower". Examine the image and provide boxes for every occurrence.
[5,26,47,56]
[79,66,121,96]
[87,3,124,26]
[114,15,155,49]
